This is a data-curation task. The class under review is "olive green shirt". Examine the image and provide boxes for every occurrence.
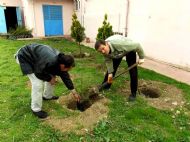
[104,35,145,73]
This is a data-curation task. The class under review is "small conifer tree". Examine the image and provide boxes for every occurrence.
[71,13,85,56]
[96,14,114,40]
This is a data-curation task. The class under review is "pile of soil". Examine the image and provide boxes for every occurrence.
[45,93,110,134]
[28,78,111,134]
[120,79,185,110]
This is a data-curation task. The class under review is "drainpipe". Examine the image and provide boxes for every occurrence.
[80,0,85,27]
[125,0,130,37]
[80,0,83,26]
[32,0,37,37]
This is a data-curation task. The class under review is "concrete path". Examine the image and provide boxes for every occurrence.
[141,59,190,85]
[83,42,190,85]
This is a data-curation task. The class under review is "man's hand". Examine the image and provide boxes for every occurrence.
[71,89,81,102]
[107,73,113,84]
[50,76,56,85]
[138,59,145,65]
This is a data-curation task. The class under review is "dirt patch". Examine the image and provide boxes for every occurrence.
[120,79,185,110]
[59,87,102,112]
[72,52,91,58]
[45,94,110,134]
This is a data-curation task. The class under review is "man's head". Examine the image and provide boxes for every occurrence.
[58,53,75,71]
[95,40,110,55]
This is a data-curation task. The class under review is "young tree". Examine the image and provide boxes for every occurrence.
[96,14,114,40]
[71,13,85,56]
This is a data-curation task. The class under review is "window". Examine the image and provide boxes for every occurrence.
[74,0,80,11]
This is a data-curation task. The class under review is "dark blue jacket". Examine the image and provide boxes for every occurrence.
[17,43,74,90]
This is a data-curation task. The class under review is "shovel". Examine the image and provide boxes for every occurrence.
[98,62,139,91]
[76,62,138,111]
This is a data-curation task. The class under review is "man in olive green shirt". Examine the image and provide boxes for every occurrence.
[95,35,145,101]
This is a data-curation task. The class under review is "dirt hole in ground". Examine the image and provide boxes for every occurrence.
[120,79,185,110]
[67,94,101,112]
[45,87,110,134]
[140,87,161,98]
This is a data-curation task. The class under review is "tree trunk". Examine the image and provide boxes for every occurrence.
[79,42,82,58]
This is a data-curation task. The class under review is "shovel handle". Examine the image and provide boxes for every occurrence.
[98,62,138,91]
[113,62,138,79]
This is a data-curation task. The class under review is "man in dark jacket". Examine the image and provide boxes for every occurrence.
[15,43,80,119]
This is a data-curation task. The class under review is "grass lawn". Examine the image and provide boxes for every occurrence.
[0,37,190,142]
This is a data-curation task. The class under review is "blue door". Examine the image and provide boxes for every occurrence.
[43,5,63,36]
[0,6,7,33]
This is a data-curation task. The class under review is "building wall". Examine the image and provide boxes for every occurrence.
[21,0,35,35]
[0,0,22,7]
[128,0,190,69]
[22,0,73,37]
[81,0,127,42]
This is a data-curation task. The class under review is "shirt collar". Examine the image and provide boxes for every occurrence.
[107,42,114,53]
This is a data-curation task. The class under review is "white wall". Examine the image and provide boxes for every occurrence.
[22,0,73,37]
[82,0,127,41]
[21,0,35,35]
[128,0,190,69]
[0,0,22,7]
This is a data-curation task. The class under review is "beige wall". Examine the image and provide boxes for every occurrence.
[0,0,22,7]
[22,0,73,37]
[128,0,190,69]
[21,0,35,34]
[81,0,127,41]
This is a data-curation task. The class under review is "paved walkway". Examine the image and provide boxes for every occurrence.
[83,42,190,85]
[141,59,190,85]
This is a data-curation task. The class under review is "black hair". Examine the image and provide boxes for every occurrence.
[94,40,106,50]
[57,53,75,68]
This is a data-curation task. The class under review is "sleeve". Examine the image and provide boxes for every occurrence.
[104,56,114,74]
[60,71,74,90]
[135,43,145,59]
[112,40,145,59]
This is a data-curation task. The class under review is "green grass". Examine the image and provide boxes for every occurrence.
[0,37,190,142]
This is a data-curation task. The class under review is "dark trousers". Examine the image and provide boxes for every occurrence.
[102,51,138,94]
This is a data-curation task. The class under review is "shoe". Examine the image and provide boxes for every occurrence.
[43,96,59,100]
[32,110,48,119]
[128,95,136,101]
[128,93,136,102]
